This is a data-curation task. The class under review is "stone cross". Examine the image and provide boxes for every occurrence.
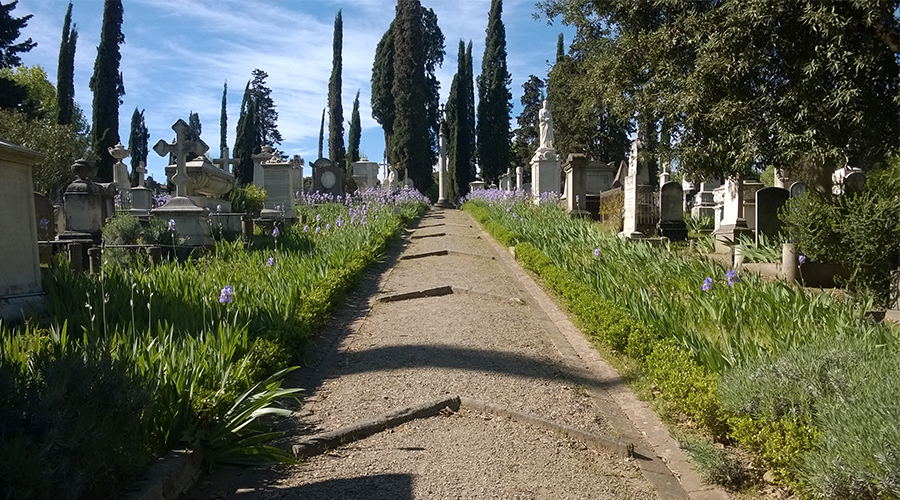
[153,119,208,198]
[134,161,147,188]
[213,147,240,174]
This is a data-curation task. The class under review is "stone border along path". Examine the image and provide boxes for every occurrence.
[181,207,730,500]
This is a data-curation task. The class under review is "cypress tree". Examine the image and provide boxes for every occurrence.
[128,107,148,186]
[318,107,325,159]
[234,82,258,186]
[476,0,512,184]
[347,90,361,167]
[90,0,125,182]
[328,11,346,167]
[56,2,77,126]
[391,0,430,192]
[556,33,564,63]
[421,7,445,167]
[371,24,395,164]
[219,81,227,154]
[446,41,462,202]
[463,41,476,186]
[446,39,475,202]
[512,75,544,168]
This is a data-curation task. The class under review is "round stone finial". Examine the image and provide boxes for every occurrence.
[71,158,92,180]
[108,142,130,161]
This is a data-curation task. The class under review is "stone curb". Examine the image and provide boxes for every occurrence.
[291,394,462,458]
[123,449,203,500]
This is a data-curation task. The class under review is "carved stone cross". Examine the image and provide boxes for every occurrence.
[213,146,240,174]
[134,161,147,188]
[153,119,208,198]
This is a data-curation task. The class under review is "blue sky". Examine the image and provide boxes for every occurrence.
[16,0,574,182]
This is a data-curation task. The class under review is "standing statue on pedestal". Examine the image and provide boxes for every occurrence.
[539,100,554,150]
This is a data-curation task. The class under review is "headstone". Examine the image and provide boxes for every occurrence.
[34,192,55,241]
[164,155,235,212]
[499,171,512,192]
[291,155,305,197]
[619,137,654,238]
[585,160,619,195]
[712,177,756,252]
[843,171,866,194]
[351,159,380,191]
[530,102,561,201]
[563,153,589,215]
[789,181,808,198]
[252,146,275,187]
[515,166,523,191]
[130,161,153,215]
[311,158,343,197]
[59,158,104,242]
[0,139,47,321]
[151,119,214,246]
[469,179,486,191]
[657,182,687,241]
[832,166,866,196]
[755,187,790,244]
[260,154,296,220]
[387,166,399,191]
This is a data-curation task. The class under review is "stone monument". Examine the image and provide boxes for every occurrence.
[712,177,755,253]
[436,111,452,207]
[619,137,654,238]
[213,147,240,175]
[515,166,524,191]
[563,153,589,216]
[0,139,47,321]
[755,186,790,245]
[59,158,105,242]
[129,161,154,216]
[260,154,297,220]
[311,158,343,197]
[531,100,561,200]
[252,146,275,187]
[657,182,687,241]
[152,119,214,246]
[351,158,380,191]
[291,155,305,197]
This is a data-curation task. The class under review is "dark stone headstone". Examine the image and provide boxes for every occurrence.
[311,158,344,197]
[843,172,866,194]
[657,181,687,241]
[789,181,808,198]
[33,192,55,241]
[755,186,790,244]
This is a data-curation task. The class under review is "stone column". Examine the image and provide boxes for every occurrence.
[516,166,523,191]
[436,117,451,207]
[563,153,589,215]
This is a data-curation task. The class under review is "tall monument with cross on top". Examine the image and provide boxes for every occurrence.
[151,119,214,246]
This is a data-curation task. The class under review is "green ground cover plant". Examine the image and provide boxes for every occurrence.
[0,188,429,499]
[462,189,900,498]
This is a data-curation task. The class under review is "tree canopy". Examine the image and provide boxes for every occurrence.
[538,0,900,182]
[90,0,125,182]
[56,2,77,126]
[250,69,281,147]
[512,75,544,168]
[328,10,346,168]
[347,90,361,166]
[476,0,512,184]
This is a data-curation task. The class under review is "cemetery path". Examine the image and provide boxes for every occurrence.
[184,208,726,500]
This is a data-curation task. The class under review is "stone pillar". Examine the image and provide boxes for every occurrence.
[436,118,451,207]
[130,161,153,216]
[712,176,754,253]
[530,148,561,202]
[516,166,523,191]
[291,155,305,197]
[782,243,799,283]
[252,146,274,187]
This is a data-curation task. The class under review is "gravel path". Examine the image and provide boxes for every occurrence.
[184,208,707,500]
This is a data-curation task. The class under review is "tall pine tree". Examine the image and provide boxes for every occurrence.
[347,90,361,167]
[446,39,475,202]
[128,107,148,186]
[328,10,346,168]
[219,81,227,154]
[56,2,77,126]
[464,42,476,185]
[476,0,512,184]
[233,82,258,186]
[90,0,125,182]
[249,69,281,147]
[391,0,430,192]
[318,107,325,159]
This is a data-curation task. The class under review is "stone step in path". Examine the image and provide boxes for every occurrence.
[183,208,729,500]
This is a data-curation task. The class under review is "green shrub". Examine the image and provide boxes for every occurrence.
[646,338,727,439]
[681,438,749,488]
[728,415,818,488]
[780,164,900,305]
[228,184,267,216]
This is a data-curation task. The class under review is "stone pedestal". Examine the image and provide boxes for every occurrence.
[129,186,154,216]
[713,178,755,253]
[531,147,561,201]
[252,146,275,187]
[60,159,104,242]
[152,197,214,247]
[469,180,486,191]
[164,156,236,212]
[0,139,47,321]
[563,154,589,216]
[260,156,296,220]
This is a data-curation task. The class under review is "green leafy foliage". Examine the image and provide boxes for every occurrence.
[228,183,267,216]
[680,438,749,489]
[476,0,512,184]
[328,10,345,168]
[90,0,125,183]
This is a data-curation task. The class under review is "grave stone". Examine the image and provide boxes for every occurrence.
[755,187,790,245]
[164,155,235,212]
[213,147,240,175]
[843,171,866,195]
[657,182,687,241]
[563,153,589,215]
[311,158,343,197]
[585,160,619,195]
[469,179,486,191]
[351,158,380,191]
[712,177,756,252]
[34,192,55,241]
[832,166,866,196]
[619,137,654,238]
[252,146,275,187]
[0,139,47,321]
[59,158,104,242]
[691,178,722,220]
[291,155,305,197]
[151,119,214,246]
[789,181,808,198]
[260,154,297,220]
[130,161,154,216]
[515,166,523,191]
